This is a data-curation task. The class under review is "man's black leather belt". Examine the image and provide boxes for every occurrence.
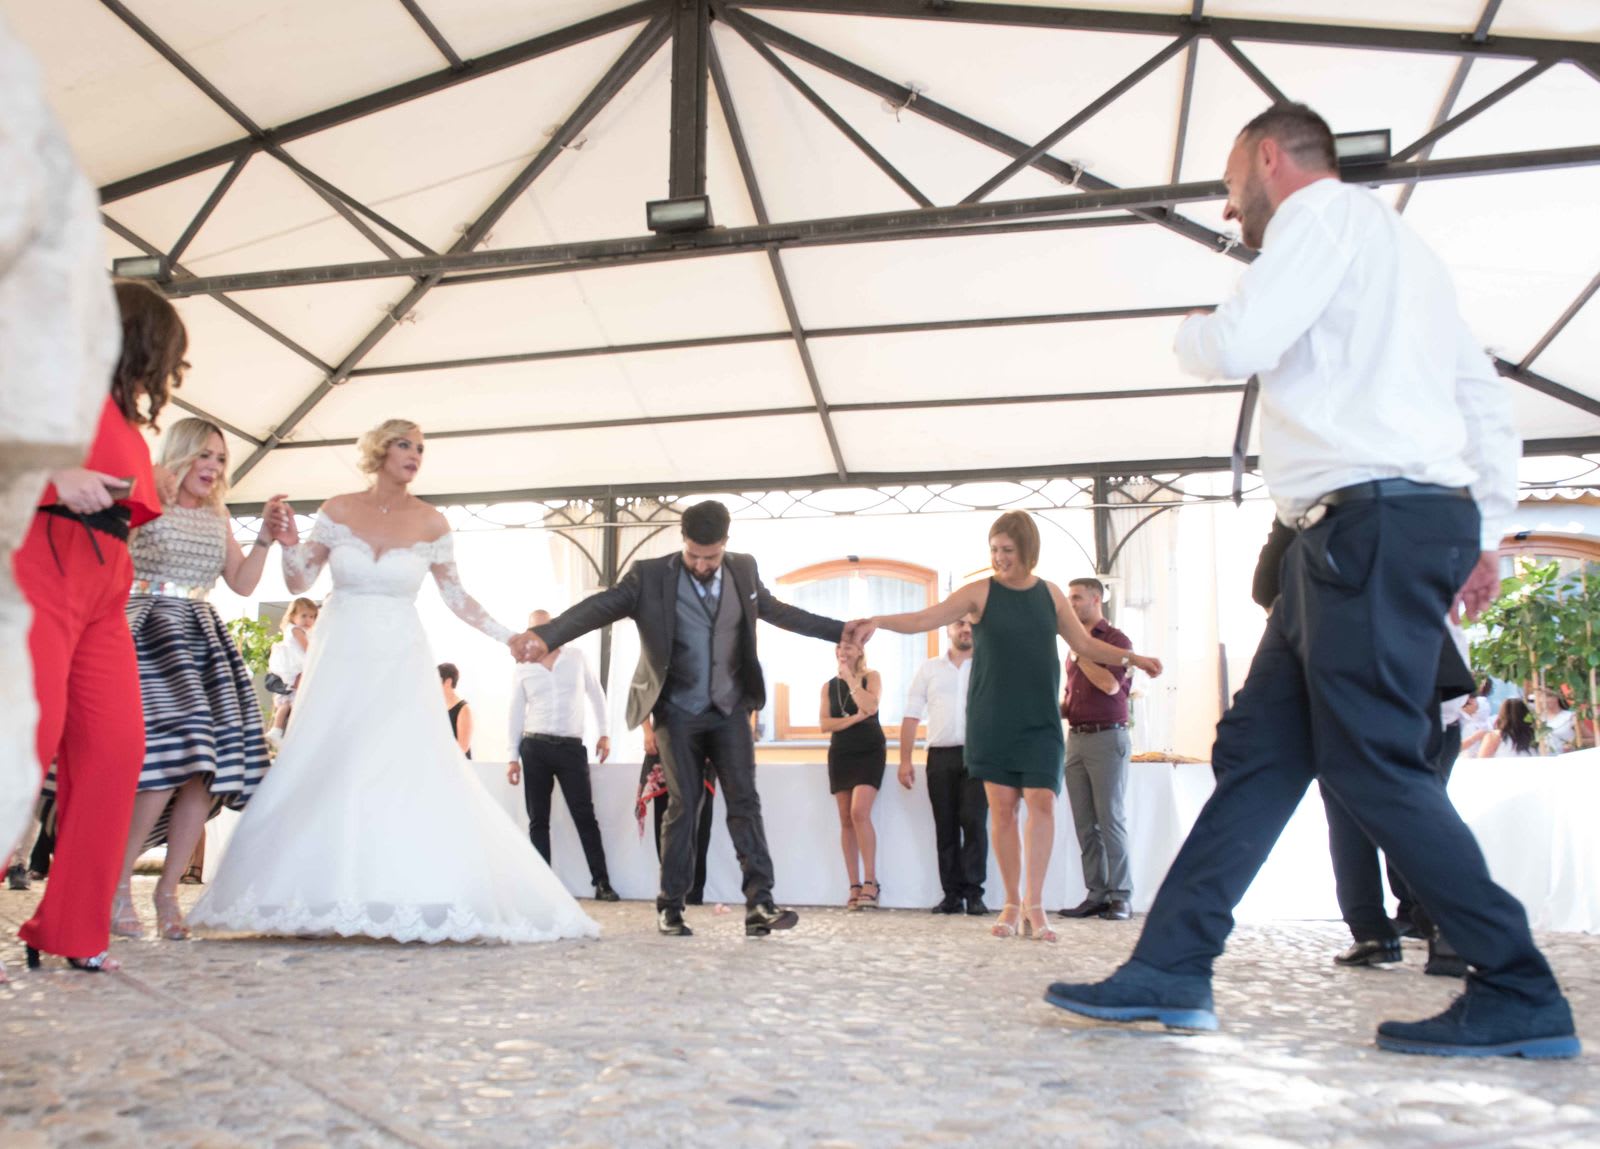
[1070,722,1128,734]
[526,733,582,746]
[1321,479,1471,507]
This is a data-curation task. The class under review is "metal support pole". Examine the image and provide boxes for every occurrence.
[598,496,619,687]
[1092,476,1113,576]
[669,0,712,198]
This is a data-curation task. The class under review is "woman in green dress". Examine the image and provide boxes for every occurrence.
[861,512,1162,943]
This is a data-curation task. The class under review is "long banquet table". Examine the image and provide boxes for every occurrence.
[206,749,1599,932]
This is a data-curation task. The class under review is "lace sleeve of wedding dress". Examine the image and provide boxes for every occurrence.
[429,533,515,645]
[282,512,336,594]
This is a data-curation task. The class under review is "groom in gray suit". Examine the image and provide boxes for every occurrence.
[524,501,852,937]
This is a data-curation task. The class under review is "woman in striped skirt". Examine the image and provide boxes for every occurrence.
[110,418,293,941]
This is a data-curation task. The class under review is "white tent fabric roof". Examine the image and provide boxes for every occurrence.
[6,0,1599,505]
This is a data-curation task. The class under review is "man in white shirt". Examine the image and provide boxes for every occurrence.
[898,614,987,916]
[1046,103,1577,1060]
[506,610,617,901]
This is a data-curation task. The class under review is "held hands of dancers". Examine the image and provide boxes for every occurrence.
[256,495,296,546]
[509,631,546,662]
[842,617,877,646]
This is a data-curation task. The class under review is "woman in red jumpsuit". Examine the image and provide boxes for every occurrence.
[17,280,186,972]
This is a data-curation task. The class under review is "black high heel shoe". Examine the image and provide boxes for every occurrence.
[24,946,119,973]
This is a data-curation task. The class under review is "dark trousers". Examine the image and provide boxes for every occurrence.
[651,786,714,902]
[1323,721,1463,942]
[518,736,609,886]
[926,746,987,900]
[655,703,772,910]
[1132,495,1561,1005]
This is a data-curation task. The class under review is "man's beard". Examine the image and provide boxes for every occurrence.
[1239,173,1273,250]
[952,638,973,651]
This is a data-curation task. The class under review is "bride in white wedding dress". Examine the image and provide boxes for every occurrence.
[190,420,598,944]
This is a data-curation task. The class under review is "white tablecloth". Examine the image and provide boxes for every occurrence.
[205,749,1599,932]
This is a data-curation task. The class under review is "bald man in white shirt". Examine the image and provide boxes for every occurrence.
[1046,102,1576,1060]
[507,610,617,902]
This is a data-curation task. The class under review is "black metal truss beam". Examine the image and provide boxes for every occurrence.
[102,214,336,376]
[1170,35,1199,183]
[226,14,674,486]
[723,2,1600,70]
[722,7,1246,260]
[1211,36,1287,105]
[397,0,463,70]
[727,20,932,206]
[1494,357,1600,419]
[168,398,266,448]
[1394,54,1475,214]
[962,31,1196,204]
[432,214,1148,287]
[710,39,849,478]
[669,0,712,198]
[98,0,438,268]
[264,383,1247,452]
[1392,59,1553,162]
[1520,269,1600,371]
[157,143,1600,297]
[97,1,660,204]
[224,435,1600,517]
[347,302,1206,376]
[166,154,249,264]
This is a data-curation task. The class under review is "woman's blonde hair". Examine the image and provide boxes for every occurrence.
[989,510,1041,573]
[281,597,319,633]
[357,418,422,475]
[158,417,229,510]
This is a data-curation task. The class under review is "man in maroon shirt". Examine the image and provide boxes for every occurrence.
[1058,578,1134,921]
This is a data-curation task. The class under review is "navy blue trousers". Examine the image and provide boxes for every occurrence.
[1132,494,1560,1005]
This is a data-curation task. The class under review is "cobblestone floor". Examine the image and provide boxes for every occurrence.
[2,878,1596,1149]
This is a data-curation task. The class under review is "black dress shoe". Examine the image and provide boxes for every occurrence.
[965,897,991,916]
[931,896,963,915]
[745,902,799,937]
[6,864,28,891]
[657,908,693,936]
[1334,938,1402,967]
[593,883,620,902]
[1099,898,1132,920]
[1058,897,1110,919]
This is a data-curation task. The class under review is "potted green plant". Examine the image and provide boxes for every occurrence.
[1470,558,1600,751]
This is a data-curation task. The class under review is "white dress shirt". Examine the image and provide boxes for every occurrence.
[1175,177,1518,551]
[507,647,608,749]
[903,652,972,747]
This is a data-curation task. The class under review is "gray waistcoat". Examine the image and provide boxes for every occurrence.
[667,567,743,715]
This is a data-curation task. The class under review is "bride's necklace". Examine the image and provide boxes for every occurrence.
[372,490,403,515]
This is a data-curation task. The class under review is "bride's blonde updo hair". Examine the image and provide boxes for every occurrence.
[357,418,422,475]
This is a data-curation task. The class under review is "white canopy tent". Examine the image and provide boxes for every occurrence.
[5,0,1598,510]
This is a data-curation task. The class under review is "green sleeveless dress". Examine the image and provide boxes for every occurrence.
[966,578,1065,793]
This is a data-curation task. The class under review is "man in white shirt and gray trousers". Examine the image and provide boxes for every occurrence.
[1046,103,1578,1059]
[507,610,618,902]
[898,614,988,916]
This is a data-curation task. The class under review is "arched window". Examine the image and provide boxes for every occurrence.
[1499,532,1600,581]
[764,558,939,743]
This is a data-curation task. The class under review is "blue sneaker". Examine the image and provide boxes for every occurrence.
[1044,959,1218,1031]
[1376,989,1580,1059]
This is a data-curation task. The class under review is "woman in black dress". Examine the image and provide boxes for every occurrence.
[821,644,886,910]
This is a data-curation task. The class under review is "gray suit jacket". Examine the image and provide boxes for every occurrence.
[531,550,845,729]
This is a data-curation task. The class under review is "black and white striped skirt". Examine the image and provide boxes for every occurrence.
[128,595,271,809]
